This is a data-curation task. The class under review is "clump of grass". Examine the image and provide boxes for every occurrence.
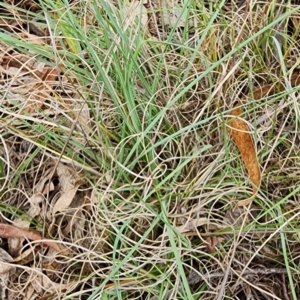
[0,0,299,299]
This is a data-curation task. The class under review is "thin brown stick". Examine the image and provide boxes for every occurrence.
[281,273,290,300]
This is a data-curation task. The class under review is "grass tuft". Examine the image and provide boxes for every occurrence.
[0,0,299,299]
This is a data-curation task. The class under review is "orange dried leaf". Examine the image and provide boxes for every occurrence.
[228,107,261,208]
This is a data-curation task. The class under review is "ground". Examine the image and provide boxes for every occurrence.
[0,0,299,299]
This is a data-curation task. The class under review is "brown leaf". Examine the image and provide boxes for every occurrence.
[206,236,223,254]
[0,223,69,255]
[52,163,82,215]
[228,107,261,208]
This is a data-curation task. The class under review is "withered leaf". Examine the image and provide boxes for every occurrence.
[206,236,223,254]
[52,163,82,215]
[0,223,69,255]
[228,107,261,208]
[227,71,300,207]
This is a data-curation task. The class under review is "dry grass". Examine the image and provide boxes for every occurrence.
[0,0,299,299]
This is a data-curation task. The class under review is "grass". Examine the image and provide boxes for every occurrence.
[0,0,299,299]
